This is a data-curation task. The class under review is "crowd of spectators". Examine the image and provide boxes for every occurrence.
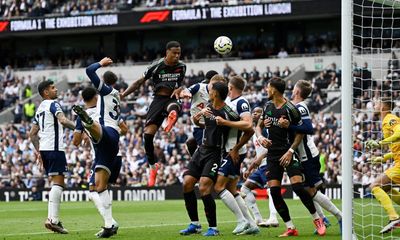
[0,65,35,114]
[1,0,135,19]
[0,62,344,193]
[1,31,340,71]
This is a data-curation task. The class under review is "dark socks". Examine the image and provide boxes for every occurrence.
[201,194,217,227]
[183,191,199,222]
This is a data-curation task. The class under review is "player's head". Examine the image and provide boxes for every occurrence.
[252,107,263,123]
[81,86,98,105]
[103,71,118,86]
[165,41,181,65]
[228,76,246,95]
[375,97,394,113]
[210,82,229,102]
[208,74,226,89]
[204,70,219,83]
[294,80,312,100]
[267,77,285,100]
[38,80,57,100]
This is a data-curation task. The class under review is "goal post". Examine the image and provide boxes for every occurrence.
[350,0,400,239]
[342,0,353,239]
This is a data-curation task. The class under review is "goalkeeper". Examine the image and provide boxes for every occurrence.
[366,97,400,234]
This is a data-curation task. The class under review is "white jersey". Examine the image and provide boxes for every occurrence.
[94,88,121,133]
[33,100,65,151]
[296,101,319,161]
[188,83,209,125]
[224,96,251,155]
[252,134,267,166]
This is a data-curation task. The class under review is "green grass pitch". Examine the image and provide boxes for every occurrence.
[0,199,398,239]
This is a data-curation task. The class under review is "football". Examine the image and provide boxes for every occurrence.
[214,36,233,55]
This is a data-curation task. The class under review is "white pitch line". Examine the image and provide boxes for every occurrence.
[2,215,336,237]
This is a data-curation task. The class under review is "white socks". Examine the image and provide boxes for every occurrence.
[89,191,117,226]
[285,220,295,229]
[314,201,326,219]
[235,194,256,226]
[219,189,246,223]
[98,190,113,228]
[267,188,278,220]
[313,191,342,220]
[48,185,63,224]
[241,185,263,222]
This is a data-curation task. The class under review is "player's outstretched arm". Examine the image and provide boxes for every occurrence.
[121,76,146,99]
[216,114,252,131]
[380,128,400,145]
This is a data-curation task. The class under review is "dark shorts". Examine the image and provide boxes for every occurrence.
[218,153,246,179]
[93,126,119,175]
[248,165,268,188]
[193,127,204,146]
[89,156,122,186]
[301,155,323,188]
[146,95,180,127]
[265,152,304,181]
[184,146,222,182]
[40,151,68,176]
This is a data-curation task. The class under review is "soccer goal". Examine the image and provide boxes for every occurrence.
[344,0,400,239]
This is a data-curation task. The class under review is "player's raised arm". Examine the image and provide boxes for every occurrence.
[86,57,113,96]
[72,117,84,146]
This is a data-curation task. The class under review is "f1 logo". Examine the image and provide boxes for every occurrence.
[0,21,9,32]
[140,11,170,23]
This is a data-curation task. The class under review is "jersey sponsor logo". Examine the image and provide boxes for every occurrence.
[196,102,205,109]
[140,11,170,23]
[298,106,307,114]
[241,103,249,111]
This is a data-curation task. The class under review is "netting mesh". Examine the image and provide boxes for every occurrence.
[353,0,400,239]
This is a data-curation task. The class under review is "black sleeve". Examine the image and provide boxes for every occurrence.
[287,103,302,126]
[143,60,159,80]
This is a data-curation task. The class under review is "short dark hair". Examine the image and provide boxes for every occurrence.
[205,70,218,82]
[81,87,97,102]
[229,76,246,91]
[212,82,229,101]
[104,71,118,86]
[381,97,394,110]
[38,80,54,97]
[296,80,313,99]
[166,41,181,50]
[269,77,286,94]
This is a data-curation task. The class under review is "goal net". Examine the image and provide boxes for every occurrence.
[352,0,400,239]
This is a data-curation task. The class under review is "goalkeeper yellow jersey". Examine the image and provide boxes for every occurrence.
[382,113,400,163]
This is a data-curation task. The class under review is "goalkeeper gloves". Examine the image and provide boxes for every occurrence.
[365,139,381,149]
[370,156,384,164]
